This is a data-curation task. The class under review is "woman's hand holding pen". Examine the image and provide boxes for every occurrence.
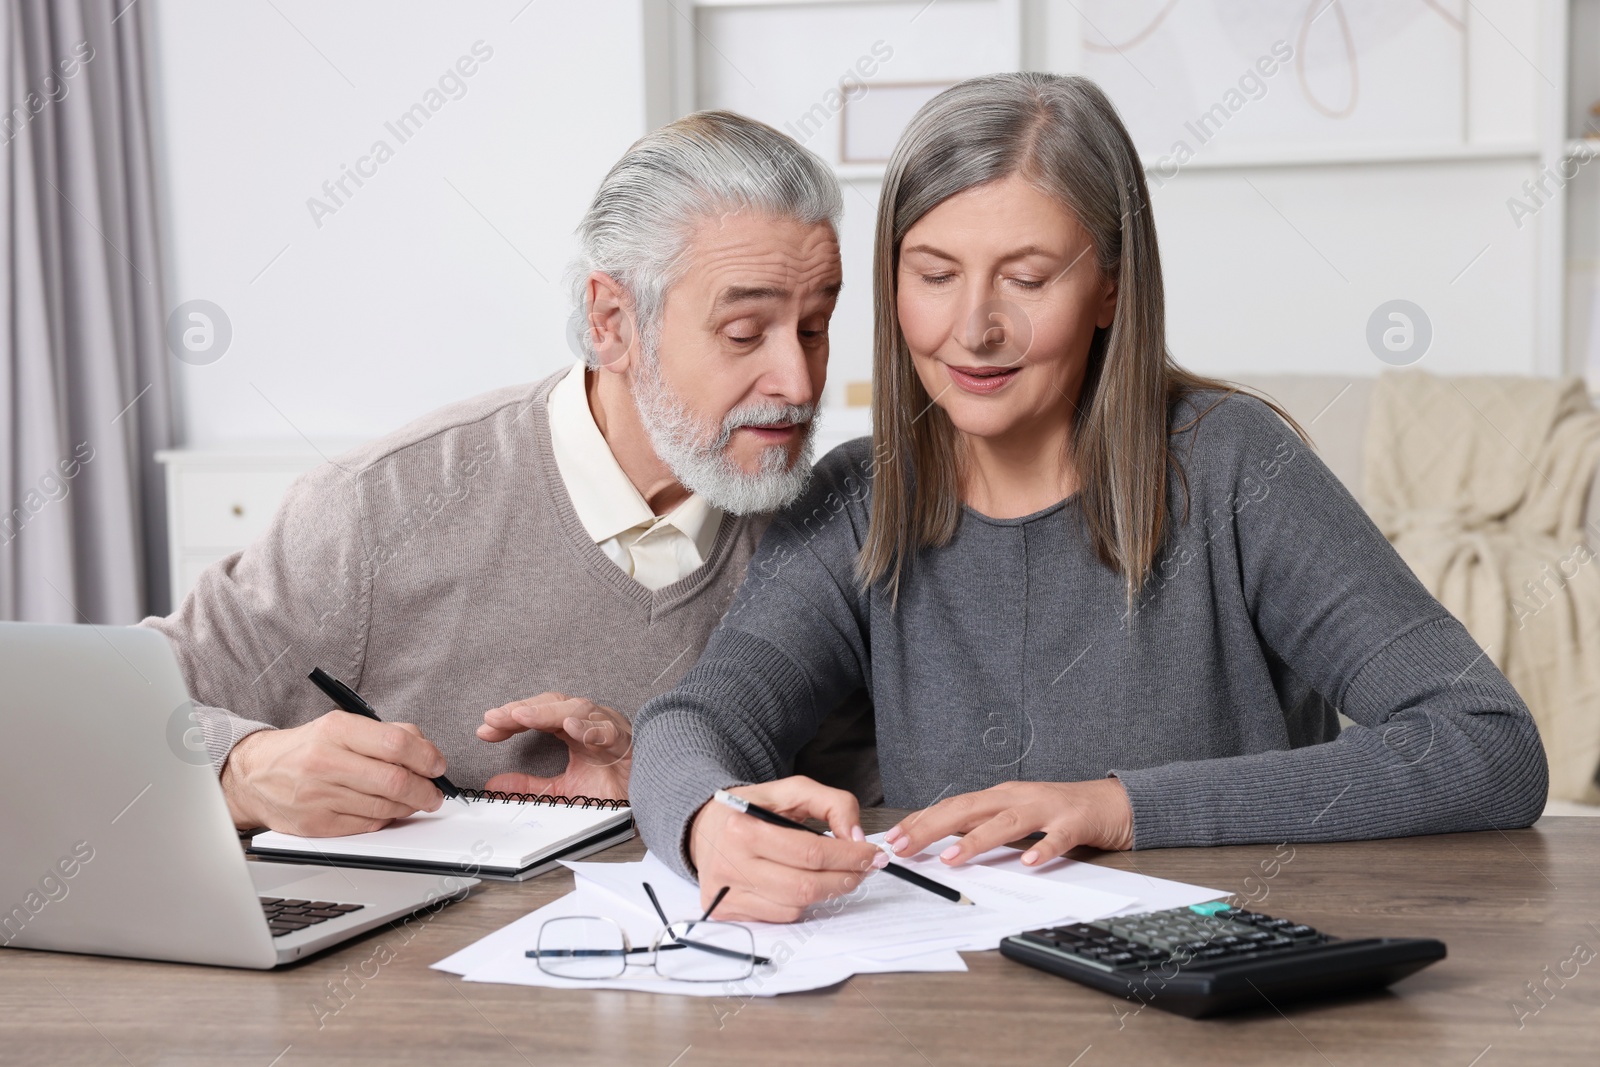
[478,692,632,800]
[688,776,887,922]
[884,779,1135,868]
[220,712,449,836]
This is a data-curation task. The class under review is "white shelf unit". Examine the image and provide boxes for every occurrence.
[837,141,1552,184]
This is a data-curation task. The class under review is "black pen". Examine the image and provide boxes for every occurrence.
[308,667,471,809]
[712,789,973,906]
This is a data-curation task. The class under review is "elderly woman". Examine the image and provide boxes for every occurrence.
[628,73,1548,921]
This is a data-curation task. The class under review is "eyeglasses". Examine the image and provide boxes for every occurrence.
[526,883,772,982]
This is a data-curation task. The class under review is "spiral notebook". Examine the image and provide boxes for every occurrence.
[248,790,634,882]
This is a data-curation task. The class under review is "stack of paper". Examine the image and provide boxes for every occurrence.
[433,835,1223,997]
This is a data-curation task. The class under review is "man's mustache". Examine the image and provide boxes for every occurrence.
[707,401,817,452]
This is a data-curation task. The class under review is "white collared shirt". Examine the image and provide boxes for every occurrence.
[546,361,723,591]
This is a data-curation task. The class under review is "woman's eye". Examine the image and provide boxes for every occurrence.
[920,273,955,286]
[1010,277,1045,290]
[727,333,760,344]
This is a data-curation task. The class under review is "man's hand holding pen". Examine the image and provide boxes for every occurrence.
[220,712,450,836]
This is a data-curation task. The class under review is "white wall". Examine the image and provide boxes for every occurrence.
[1152,154,1543,378]
[149,0,647,446]
[149,0,1586,455]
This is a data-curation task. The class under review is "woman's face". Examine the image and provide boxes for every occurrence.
[896,173,1117,445]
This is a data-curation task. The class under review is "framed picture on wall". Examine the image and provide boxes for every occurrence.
[689,0,1021,169]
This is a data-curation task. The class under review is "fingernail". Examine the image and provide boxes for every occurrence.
[871,851,890,869]
[850,825,865,842]
[939,845,960,862]
[885,826,903,843]
[1021,850,1039,865]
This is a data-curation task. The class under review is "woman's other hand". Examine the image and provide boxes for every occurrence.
[884,779,1134,868]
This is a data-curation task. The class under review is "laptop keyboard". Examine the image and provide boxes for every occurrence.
[259,897,364,938]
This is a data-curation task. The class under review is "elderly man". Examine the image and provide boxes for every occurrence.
[142,111,873,837]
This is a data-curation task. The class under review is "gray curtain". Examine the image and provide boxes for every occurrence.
[0,0,173,623]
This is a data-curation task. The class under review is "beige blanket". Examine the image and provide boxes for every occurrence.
[1364,370,1600,803]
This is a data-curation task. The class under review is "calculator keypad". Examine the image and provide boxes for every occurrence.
[1018,905,1333,972]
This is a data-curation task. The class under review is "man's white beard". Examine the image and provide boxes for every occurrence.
[630,342,817,516]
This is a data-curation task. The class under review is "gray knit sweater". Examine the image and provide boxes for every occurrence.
[631,391,1549,878]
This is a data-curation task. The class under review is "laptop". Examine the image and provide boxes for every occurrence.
[0,621,476,969]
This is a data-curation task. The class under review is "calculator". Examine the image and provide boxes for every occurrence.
[1000,901,1446,1018]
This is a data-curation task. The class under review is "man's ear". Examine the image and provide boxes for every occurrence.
[586,271,640,373]
[1096,273,1118,330]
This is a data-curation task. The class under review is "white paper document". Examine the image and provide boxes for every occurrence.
[432,836,1214,998]
[436,871,961,997]
[898,835,1225,917]
[564,847,1135,959]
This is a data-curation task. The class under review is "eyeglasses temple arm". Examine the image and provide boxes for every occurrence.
[699,885,731,924]
[667,933,772,967]
[642,882,671,926]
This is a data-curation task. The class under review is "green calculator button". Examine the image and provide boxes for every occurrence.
[1188,901,1231,916]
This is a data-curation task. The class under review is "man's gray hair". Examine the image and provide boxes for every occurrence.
[566,110,843,367]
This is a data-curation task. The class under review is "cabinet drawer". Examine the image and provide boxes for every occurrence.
[174,467,311,549]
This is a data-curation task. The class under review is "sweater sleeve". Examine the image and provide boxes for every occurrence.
[1112,395,1550,847]
[138,459,374,776]
[630,442,877,879]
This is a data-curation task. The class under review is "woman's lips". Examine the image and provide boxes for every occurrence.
[946,363,1021,395]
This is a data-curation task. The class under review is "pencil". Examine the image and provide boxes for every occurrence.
[712,789,974,906]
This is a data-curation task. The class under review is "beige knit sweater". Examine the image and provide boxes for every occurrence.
[140,370,778,788]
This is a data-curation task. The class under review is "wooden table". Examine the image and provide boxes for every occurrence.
[4,814,1597,1067]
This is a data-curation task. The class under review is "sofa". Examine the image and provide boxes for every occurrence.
[1230,375,1600,551]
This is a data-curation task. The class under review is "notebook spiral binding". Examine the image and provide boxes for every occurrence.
[459,788,629,810]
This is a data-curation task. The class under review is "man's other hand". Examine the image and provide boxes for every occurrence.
[478,692,631,800]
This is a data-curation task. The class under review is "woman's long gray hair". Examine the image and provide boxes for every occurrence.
[857,72,1304,612]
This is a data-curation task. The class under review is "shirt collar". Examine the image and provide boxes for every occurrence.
[546,361,723,552]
